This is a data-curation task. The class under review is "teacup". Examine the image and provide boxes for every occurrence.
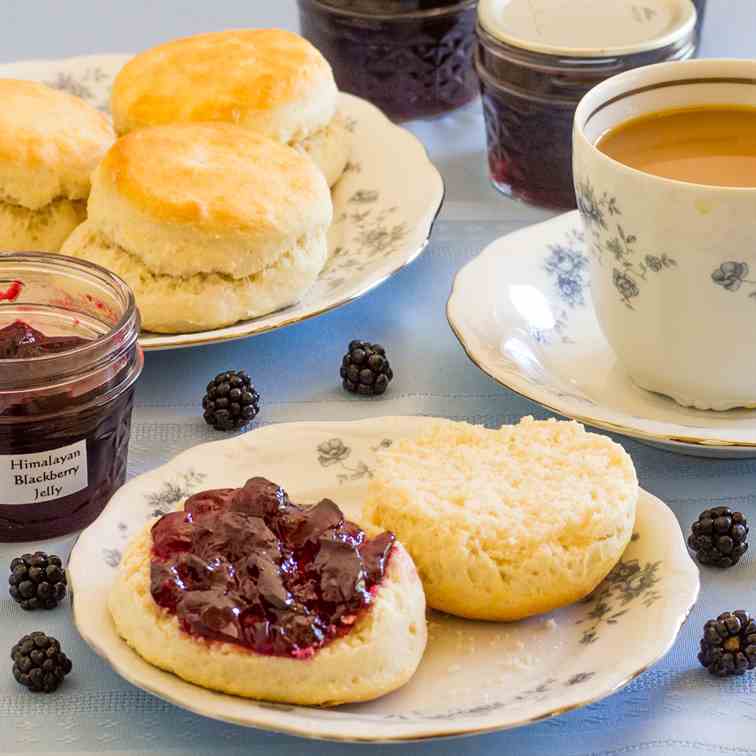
[573,58,756,411]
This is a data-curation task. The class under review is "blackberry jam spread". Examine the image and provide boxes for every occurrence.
[476,0,697,209]
[0,253,142,542]
[150,477,396,658]
[298,0,478,121]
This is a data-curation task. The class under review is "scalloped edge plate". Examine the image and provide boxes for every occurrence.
[69,416,698,742]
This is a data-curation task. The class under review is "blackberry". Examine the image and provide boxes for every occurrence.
[340,341,393,396]
[698,611,756,677]
[8,552,67,610]
[688,507,749,568]
[203,370,260,431]
[11,632,72,692]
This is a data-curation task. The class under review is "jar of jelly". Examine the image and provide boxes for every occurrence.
[0,253,143,542]
[298,0,479,121]
[476,0,697,209]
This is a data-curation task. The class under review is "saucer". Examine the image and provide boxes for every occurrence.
[68,416,697,742]
[448,211,756,457]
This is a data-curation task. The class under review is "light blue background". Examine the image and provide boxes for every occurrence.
[1,2,755,754]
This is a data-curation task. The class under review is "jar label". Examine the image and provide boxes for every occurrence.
[0,440,88,506]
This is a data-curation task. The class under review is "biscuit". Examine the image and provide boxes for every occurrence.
[62,222,327,333]
[0,79,113,250]
[61,123,332,332]
[111,30,348,186]
[109,521,427,706]
[296,114,351,189]
[364,417,639,622]
[0,197,86,252]
[82,123,332,279]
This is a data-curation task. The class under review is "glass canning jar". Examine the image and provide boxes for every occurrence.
[0,253,143,542]
[476,0,697,209]
[298,0,479,121]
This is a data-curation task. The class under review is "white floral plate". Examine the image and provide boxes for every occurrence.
[448,211,756,458]
[0,54,444,351]
[68,416,698,743]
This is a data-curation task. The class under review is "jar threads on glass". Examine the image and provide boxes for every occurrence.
[475,0,698,209]
[0,253,143,541]
[298,0,479,122]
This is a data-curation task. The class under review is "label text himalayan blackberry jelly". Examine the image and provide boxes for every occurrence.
[0,440,88,504]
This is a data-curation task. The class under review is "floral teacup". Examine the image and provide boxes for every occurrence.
[573,59,756,411]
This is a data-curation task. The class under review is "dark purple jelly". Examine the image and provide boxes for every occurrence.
[150,477,396,658]
[475,16,697,210]
[0,254,142,542]
[481,84,579,211]
[0,321,90,358]
[298,0,478,121]
[0,388,137,538]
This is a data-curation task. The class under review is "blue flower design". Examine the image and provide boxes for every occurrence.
[712,261,749,291]
[575,178,618,230]
[578,178,677,306]
[557,275,582,306]
[545,245,586,277]
[544,243,588,309]
[613,269,640,303]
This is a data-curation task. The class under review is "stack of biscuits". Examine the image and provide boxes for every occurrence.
[0,29,351,334]
[62,123,332,333]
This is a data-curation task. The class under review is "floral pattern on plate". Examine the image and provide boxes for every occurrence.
[711,261,756,299]
[315,437,392,484]
[0,53,444,351]
[535,227,588,344]
[70,416,698,742]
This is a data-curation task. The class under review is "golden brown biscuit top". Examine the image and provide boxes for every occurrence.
[112,29,337,138]
[0,79,114,193]
[96,122,331,233]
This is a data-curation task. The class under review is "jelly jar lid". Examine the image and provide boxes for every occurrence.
[478,0,697,58]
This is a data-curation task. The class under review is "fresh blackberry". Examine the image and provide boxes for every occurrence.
[11,632,72,692]
[698,611,756,677]
[340,341,393,396]
[8,552,67,610]
[688,507,749,568]
[202,370,260,431]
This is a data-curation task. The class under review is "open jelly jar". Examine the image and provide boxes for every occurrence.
[298,0,479,121]
[0,253,143,542]
[476,0,697,209]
